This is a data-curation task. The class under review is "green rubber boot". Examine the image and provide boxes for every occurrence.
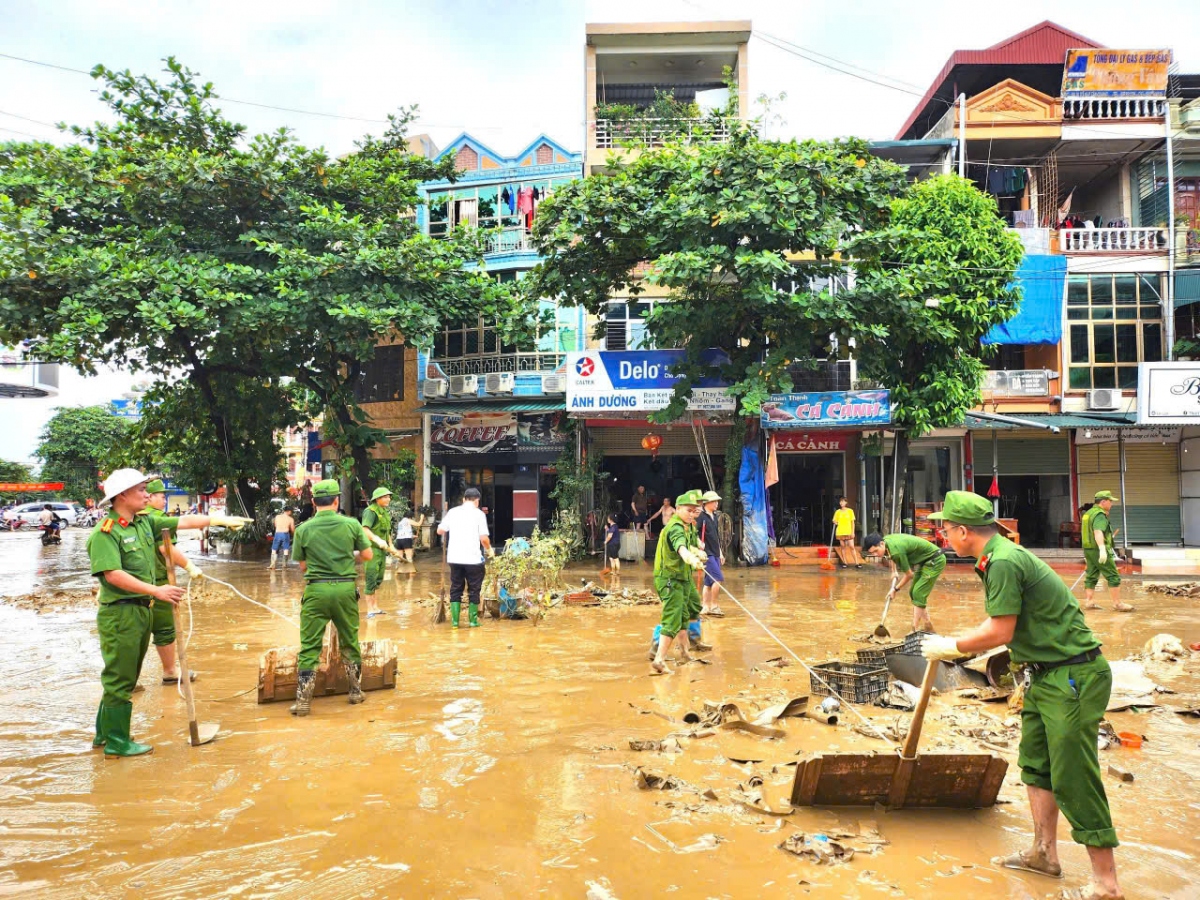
[450,601,461,628]
[92,702,106,749]
[102,701,153,759]
[468,603,480,628]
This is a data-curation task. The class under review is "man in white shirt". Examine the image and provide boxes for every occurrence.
[437,487,494,629]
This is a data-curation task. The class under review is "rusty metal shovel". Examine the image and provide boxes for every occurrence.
[161,530,218,746]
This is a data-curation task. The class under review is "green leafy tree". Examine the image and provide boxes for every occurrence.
[0,59,532,511]
[850,175,1023,528]
[35,406,129,502]
[529,129,908,420]
[0,459,35,504]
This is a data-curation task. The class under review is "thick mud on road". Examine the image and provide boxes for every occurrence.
[0,528,1197,898]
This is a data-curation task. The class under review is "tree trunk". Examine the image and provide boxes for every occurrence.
[891,431,910,534]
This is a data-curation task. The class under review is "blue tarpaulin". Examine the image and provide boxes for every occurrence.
[982,254,1066,346]
[739,445,770,566]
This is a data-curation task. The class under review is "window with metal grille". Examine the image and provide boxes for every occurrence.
[354,345,406,403]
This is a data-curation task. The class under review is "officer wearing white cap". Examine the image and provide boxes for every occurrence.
[86,469,252,758]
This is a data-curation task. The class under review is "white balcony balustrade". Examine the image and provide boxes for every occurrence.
[593,117,736,150]
[486,228,534,254]
[1060,227,1168,253]
[1063,97,1167,120]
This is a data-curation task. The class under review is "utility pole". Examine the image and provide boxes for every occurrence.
[958,93,966,178]
[1166,107,1177,359]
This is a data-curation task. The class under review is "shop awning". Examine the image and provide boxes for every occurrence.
[964,412,1138,429]
[418,400,565,415]
[982,255,1066,346]
[1176,269,1200,308]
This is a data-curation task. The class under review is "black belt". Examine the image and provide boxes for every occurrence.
[1026,647,1101,676]
[307,577,356,584]
[109,598,151,608]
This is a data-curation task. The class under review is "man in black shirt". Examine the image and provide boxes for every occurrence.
[697,490,725,617]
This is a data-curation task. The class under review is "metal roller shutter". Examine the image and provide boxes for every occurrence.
[1077,443,1181,543]
[589,425,731,456]
[972,432,1070,475]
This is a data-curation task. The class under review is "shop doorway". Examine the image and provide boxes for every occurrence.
[973,474,1070,547]
[771,453,844,545]
[604,455,723,530]
[445,464,515,547]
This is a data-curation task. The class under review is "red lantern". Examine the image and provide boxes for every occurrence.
[641,433,663,459]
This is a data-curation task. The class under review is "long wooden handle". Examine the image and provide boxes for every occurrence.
[441,544,448,600]
[901,658,940,760]
[161,529,201,746]
[879,576,897,624]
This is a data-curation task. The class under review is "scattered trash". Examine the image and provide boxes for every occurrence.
[628,738,681,753]
[778,833,854,864]
[1098,720,1120,751]
[875,682,919,710]
[752,696,809,726]
[701,788,719,800]
[1107,660,1166,711]
[645,822,725,854]
[1107,764,1135,783]
[634,768,684,791]
[1174,707,1200,718]
[1146,581,1200,597]
[3,588,95,612]
[585,878,619,899]
[1142,633,1187,661]
[1117,731,1144,749]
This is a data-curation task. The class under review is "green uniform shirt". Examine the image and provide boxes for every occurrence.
[975,534,1100,664]
[883,533,941,573]
[362,502,393,542]
[87,512,179,603]
[293,509,370,581]
[1081,506,1114,551]
[654,514,699,581]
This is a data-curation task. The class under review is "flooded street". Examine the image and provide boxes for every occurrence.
[1,529,1197,899]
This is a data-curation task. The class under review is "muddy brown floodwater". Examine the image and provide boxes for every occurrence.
[0,529,1197,898]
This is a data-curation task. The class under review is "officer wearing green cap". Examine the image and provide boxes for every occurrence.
[923,491,1121,900]
[87,468,253,758]
[650,490,707,675]
[290,479,373,716]
[861,530,946,632]
[1082,491,1131,612]
[361,485,396,618]
[139,478,204,686]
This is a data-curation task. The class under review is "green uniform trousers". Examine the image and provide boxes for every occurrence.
[1018,654,1118,848]
[298,581,361,671]
[150,598,176,647]
[1083,547,1121,589]
[364,552,386,595]
[909,554,946,609]
[98,602,152,707]
[655,573,700,638]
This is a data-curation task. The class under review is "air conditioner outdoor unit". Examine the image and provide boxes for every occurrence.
[423,378,449,399]
[484,372,515,395]
[449,374,478,396]
[541,375,566,394]
[1086,388,1121,411]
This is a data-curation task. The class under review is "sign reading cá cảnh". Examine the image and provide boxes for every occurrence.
[761,391,891,429]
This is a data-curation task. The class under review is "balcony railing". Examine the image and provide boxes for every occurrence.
[1061,226,1169,253]
[486,228,535,255]
[1063,97,1167,120]
[433,352,566,377]
[593,117,736,150]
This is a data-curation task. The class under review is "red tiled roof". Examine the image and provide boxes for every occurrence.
[896,21,1102,139]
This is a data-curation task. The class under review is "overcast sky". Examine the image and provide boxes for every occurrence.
[3,0,1199,466]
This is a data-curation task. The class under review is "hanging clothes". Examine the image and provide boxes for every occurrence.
[454,198,477,229]
[517,186,534,230]
[501,186,513,215]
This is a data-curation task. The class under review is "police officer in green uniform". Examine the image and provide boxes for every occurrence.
[87,469,252,758]
[140,478,205,685]
[862,531,946,632]
[361,486,395,618]
[650,490,707,675]
[1082,491,1131,612]
[924,491,1122,900]
[291,479,373,716]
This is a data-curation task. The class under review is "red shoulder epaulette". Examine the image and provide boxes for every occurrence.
[101,519,114,533]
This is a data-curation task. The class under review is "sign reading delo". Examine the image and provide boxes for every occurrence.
[566,350,734,413]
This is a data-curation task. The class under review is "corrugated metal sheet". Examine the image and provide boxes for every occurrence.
[897,21,1102,139]
[974,433,1071,474]
[590,426,730,456]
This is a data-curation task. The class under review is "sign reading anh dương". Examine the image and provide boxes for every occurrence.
[565,350,734,413]
[761,391,891,429]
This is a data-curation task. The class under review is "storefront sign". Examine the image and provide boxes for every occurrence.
[517,412,569,449]
[1076,426,1180,444]
[1063,49,1171,98]
[109,399,143,420]
[0,482,64,492]
[762,390,891,429]
[565,350,735,413]
[430,413,517,454]
[982,369,1051,397]
[772,432,848,452]
[1138,362,1200,424]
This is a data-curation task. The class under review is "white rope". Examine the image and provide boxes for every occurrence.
[197,574,301,628]
[713,580,901,748]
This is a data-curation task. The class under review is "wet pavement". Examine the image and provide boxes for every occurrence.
[0,528,1197,898]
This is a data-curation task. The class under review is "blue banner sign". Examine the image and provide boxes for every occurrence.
[761,390,891,428]
[566,349,734,413]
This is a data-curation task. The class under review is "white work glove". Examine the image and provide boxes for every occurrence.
[921,635,963,662]
[1097,547,1108,564]
[184,561,204,579]
[485,546,496,559]
[210,515,254,531]
[366,531,390,551]
[678,546,705,570]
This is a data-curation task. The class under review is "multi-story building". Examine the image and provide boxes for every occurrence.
[873,21,1198,551]
[415,133,584,543]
